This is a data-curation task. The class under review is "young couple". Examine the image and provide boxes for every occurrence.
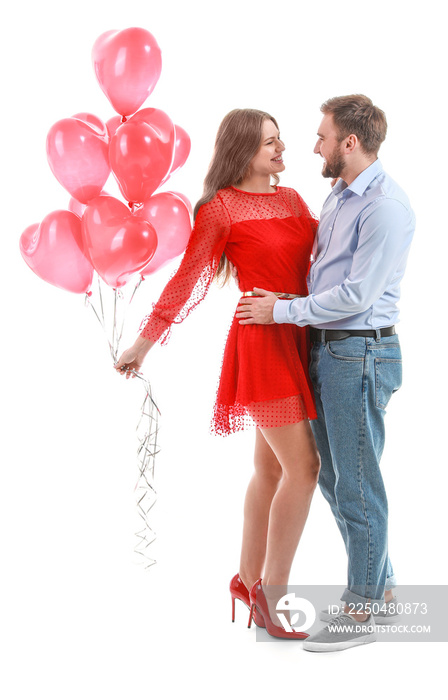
[115,95,415,652]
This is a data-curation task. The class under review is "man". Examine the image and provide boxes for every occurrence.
[236,94,415,652]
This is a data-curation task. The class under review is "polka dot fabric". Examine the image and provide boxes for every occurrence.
[140,186,318,435]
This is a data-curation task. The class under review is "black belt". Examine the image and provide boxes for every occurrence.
[310,326,396,343]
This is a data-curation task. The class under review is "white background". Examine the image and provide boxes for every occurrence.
[1,0,446,697]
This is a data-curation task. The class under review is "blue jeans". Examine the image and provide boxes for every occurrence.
[309,334,401,607]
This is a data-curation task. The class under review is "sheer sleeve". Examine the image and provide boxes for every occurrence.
[288,188,319,235]
[140,194,231,345]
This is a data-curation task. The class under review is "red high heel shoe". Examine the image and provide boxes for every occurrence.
[229,574,265,628]
[248,579,309,639]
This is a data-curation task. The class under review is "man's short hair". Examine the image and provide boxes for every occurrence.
[321,94,387,156]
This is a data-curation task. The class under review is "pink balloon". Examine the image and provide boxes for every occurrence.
[160,125,191,186]
[82,195,158,288]
[170,125,191,176]
[47,116,110,204]
[167,190,193,216]
[68,190,109,218]
[92,28,162,117]
[106,115,123,139]
[20,210,93,294]
[109,120,174,204]
[136,192,192,275]
[72,112,108,137]
[68,197,86,218]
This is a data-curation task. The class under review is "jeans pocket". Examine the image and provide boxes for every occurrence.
[375,358,402,409]
[326,338,365,361]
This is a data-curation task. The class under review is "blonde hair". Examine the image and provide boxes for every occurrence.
[194,109,280,285]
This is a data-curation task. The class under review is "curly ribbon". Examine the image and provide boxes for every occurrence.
[134,373,160,567]
[85,275,160,568]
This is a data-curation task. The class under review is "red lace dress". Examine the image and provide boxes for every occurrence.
[140,186,318,435]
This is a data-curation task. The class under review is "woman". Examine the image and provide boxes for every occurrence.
[115,109,320,639]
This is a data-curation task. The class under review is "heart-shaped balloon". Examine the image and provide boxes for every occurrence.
[72,112,109,137]
[82,195,158,288]
[20,210,93,294]
[92,28,162,117]
[168,190,193,216]
[109,120,174,204]
[169,125,191,178]
[68,190,109,218]
[47,115,110,204]
[107,108,175,148]
[106,115,123,140]
[130,107,175,148]
[136,192,192,275]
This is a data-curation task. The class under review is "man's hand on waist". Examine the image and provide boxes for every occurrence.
[236,288,277,325]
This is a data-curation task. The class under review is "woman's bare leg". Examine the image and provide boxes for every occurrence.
[260,420,320,588]
[239,420,320,596]
[258,420,320,623]
[238,429,283,592]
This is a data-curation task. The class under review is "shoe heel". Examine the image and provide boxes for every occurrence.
[248,603,255,629]
[229,573,266,629]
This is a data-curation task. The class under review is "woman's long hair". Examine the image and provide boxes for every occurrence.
[194,109,280,285]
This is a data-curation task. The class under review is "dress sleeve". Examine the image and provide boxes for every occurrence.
[284,188,319,277]
[140,194,231,345]
[291,188,319,235]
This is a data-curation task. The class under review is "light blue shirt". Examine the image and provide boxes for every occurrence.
[273,160,415,329]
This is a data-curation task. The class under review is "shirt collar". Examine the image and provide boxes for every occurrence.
[332,159,383,198]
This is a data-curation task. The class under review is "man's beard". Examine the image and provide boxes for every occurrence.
[322,148,345,179]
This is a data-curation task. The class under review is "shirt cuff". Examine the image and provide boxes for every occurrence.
[273,299,291,324]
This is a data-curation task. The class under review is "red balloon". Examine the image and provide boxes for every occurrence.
[137,192,192,275]
[47,115,110,204]
[130,108,175,150]
[106,115,123,140]
[109,120,173,204]
[82,195,157,288]
[68,190,109,218]
[92,28,162,117]
[20,210,93,294]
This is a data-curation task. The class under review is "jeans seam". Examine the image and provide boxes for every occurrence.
[374,357,403,410]
[358,351,373,592]
[325,343,364,362]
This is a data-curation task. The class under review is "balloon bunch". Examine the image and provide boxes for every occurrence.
[20,27,192,295]
[19,28,193,568]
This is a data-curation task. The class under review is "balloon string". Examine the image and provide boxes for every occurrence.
[84,273,160,568]
[98,275,105,327]
[114,288,127,360]
[112,288,118,360]
[134,374,160,567]
[129,276,144,305]
[85,278,115,361]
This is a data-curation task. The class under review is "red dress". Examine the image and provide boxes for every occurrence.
[140,186,318,435]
